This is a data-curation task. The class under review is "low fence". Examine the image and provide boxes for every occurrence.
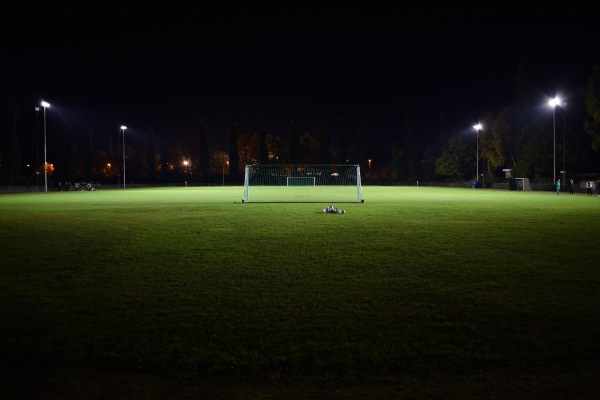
[0,181,590,194]
[0,182,232,193]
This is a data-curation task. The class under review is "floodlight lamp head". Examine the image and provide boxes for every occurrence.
[41,101,50,108]
[35,107,40,111]
[473,123,482,131]
[549,97,560,107]
[120,125,127,130]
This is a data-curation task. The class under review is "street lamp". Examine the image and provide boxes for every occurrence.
[473,124,482,184]
[120,125,127,188]
[223,161,229,186]
[549,98,560,185]
[184,160,189,174]
[41,101,50,192]
[368,159,372,175]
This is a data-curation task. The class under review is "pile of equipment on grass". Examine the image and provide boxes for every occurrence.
[323,205,346,214]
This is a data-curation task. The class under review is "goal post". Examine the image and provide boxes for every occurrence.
[243,164,364,203]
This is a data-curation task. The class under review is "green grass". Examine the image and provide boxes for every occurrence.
[1,186,599,399]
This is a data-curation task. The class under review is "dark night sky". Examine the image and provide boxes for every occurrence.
[2,2,599,161]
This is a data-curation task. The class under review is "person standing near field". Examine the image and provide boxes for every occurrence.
[556,179,561,195]
[569,179,575,195]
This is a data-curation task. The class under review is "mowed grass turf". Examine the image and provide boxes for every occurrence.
[1,186,599,399]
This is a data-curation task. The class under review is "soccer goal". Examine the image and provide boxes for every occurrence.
[509,178,532,191]
[243,164,364,203]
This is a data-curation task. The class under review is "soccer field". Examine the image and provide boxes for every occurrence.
[1,186,599,399]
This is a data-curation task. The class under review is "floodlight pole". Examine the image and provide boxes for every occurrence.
[35,106,40,188]
[41,101,50,192]
[121,125,127,188]
[473,124,482,184]
[562,102,567,185]
[553,105,556,185]
[477,129,479,180]
[549,98,560,185]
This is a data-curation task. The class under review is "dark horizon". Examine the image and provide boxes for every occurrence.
[2,4,600,175]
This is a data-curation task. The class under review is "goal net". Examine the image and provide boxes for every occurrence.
[509,178,532,191]
[243,164,364,203]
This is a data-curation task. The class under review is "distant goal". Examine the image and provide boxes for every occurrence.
[509,178,532,191]
[243,164,364,203]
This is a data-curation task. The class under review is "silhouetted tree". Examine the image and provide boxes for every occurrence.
[298,132,319,163]
[259,128,268,163]
[404,105,419,179]
[66,141,79,182]
[160,143,171,182]
[513,57,542,173]
[357,120,368,173]
[488,104,517,169]
[212,151,229,174]
[318,118,331,163]
[198,118,210,176]
[289,120,299,164]
[389,142,400,181]
[584,55,600,152]
[435,135,474,180]
[338,117,348,164]
[439,109,461,151]
[2,91,21,184]
[267,134,287,163]
[54,111,73,185]
[481,111,506,182]
[228,122,240,183]
[93,149,111,182]
[84,128,94,180]
[238,133,259,167]
[511,115,552,181]
[146,126,157,182]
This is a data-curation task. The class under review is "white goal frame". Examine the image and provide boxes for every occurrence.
[243,164,364,203]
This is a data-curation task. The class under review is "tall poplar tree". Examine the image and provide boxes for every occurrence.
[54,112,73,184]
[160,141,171,182]
[228,122,240,183]
[259,128,268,164]
[389,142,401,181]
[3,91,21,184]
[85,128,94,180]
[338,117,348,164]
[357,120,368,173]
[482,111,506,180]
[146,126,157,182]
[198,118,210,176]
[66,142,79,183]
[404,105,419,179]
[584,56,600,152]
[318,118,331,163]
[289,120,299,164]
